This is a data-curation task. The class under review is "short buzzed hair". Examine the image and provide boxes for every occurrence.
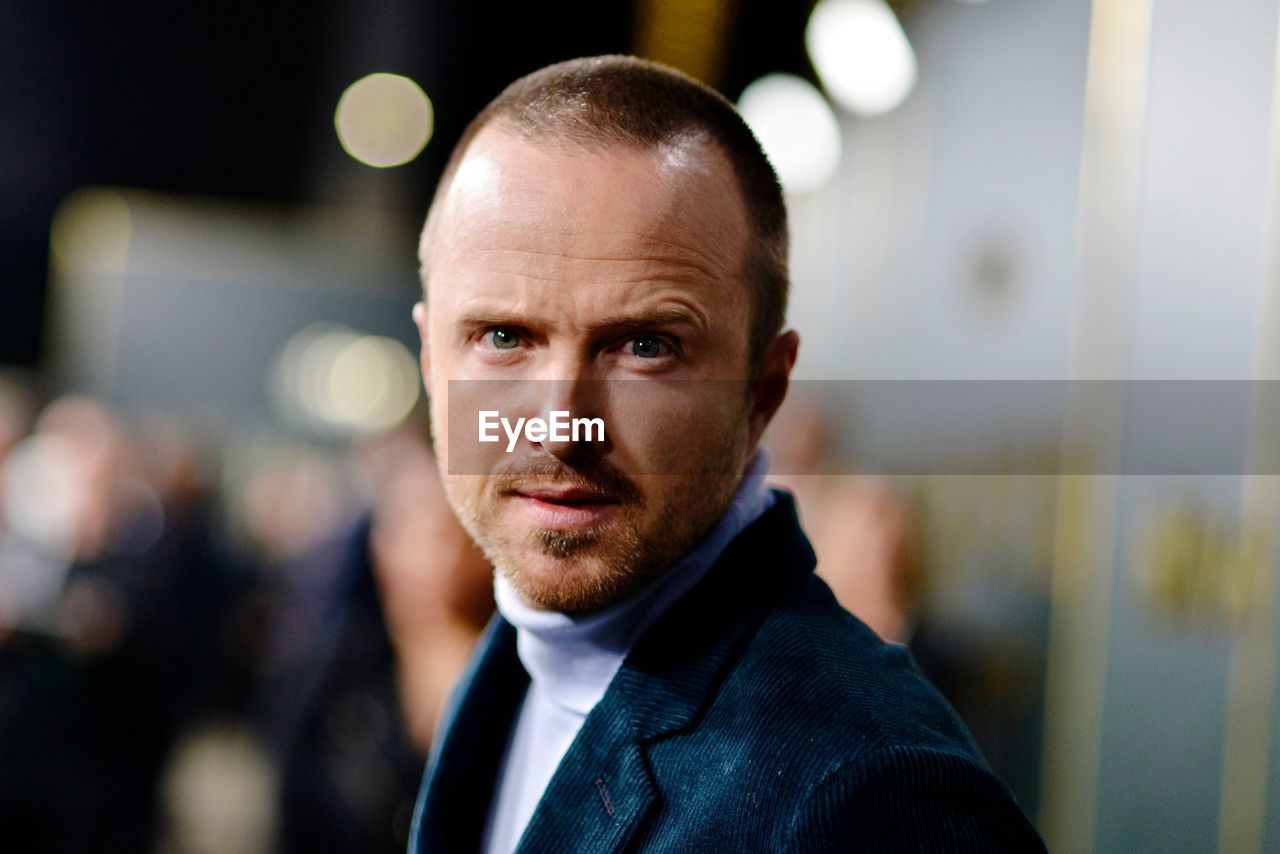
[420,55,789,371]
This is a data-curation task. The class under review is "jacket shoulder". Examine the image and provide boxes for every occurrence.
[638,575,1044,849]
[732,579,1044,850]
[784,741,1047,852]
[729,574,984,763]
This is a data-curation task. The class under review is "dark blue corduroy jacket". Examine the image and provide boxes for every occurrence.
[410,491,1046,852]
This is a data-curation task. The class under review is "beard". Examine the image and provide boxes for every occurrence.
[440,427,749,614]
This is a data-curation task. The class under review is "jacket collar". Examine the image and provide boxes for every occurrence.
[412,490,817,852]
[614,489,816,741]
[519,490,817,851]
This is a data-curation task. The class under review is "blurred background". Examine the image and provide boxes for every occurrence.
[3,0,1280,851]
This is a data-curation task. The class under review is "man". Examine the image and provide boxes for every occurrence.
[409,55,1045,852]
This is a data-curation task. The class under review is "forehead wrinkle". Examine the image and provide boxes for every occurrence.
[426,129,753,313]
[450,194,726,249]
[458,244,725,289]
[438,211,732,289]
[442,198,737,278]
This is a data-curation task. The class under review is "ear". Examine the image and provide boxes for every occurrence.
[412,301,432,397]
[747,330,800,451]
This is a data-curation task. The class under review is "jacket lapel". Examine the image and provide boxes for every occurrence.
[411,617,529,853]
[514,698,659,851]
[515,492,817,853]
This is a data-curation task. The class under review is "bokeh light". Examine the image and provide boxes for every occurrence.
[806,0,918,117]
[49,188,132,274]
[737,74,842,195]
[270,324,420,436]
[2,434,84,558]
[334,73,434,168]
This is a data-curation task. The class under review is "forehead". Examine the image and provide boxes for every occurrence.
[424,125,752,293]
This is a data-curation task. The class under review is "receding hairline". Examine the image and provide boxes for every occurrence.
[418,122,744,272]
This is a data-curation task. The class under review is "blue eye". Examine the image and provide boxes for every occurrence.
[488,328,520,350]
[630,336,665,358]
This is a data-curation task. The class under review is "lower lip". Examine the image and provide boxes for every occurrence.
[511,495,620,529]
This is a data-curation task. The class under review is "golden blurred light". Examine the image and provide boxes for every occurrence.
[49,188,132,274]
[634,0,733,84]
[323,335,419,430]
[737,74,842,195]
[271,324,420,436]
[334,73,434,168]
[806,0,918,117]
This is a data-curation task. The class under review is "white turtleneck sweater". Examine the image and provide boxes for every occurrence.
[481,449,775,854]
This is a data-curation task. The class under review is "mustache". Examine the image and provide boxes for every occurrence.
[490,456,641,503]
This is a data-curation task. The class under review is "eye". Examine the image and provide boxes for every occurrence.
[628,335,666,359]
[486,328,521,350]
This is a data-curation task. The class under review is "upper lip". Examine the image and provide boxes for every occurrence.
[514,486,617,504]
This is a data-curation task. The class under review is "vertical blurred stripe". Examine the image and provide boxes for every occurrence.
[633,0,735,86]
[1218,9,1280,851]
[1039,0,1153,850]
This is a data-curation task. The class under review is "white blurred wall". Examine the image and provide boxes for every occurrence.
[783,1,1280,851]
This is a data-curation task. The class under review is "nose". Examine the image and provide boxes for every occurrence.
[536,360,604,462]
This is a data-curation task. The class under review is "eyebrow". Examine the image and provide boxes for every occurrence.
[588,305,709,336]
[453,304,709,336]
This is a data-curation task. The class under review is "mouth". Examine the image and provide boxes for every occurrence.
[507,485,622,530]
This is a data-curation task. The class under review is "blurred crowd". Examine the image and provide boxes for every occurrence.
[0,369,494,854]
[0,367,1022,853]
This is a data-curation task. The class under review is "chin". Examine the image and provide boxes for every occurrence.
[499,549,645,614]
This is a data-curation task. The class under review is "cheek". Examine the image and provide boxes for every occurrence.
[442,474,489,526]
[604,382,748,475]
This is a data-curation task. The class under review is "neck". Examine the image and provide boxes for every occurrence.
[495,448,774,714]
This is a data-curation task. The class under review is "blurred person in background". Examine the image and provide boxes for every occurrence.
[252,421,492,854]
[363,424,494,753]
[0,369,42,639]
[765,395,920,644]
[0,370,40,467]
[0,395,248,852]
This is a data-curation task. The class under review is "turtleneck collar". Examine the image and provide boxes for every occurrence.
[494,448,775,717]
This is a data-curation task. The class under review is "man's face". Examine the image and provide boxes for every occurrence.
[415,125,789,613]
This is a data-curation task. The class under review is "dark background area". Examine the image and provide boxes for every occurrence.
[0,0,820,369]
